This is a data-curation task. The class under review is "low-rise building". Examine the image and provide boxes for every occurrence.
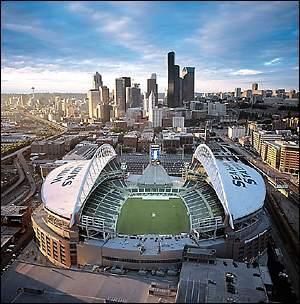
[162,133,180,152]
[252,131,282,154]
[265,141,281,170]
[260,141,269,162]
[1,205,32,229]
[263,97,284,105]
[207,102,226,116]
[31,140,65,159]
[123,132,139,152]
[63,143,98,160]
[162,117,172,128]
[278,141,299,174]
[114,120,127,129]
[283,117,299,130]
[228,126,246,141]
[179,133,193,146]
[238,136,250,147]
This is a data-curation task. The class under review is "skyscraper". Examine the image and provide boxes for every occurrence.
[147,73,158,105]
[115,78,126,118]
[100,86,109,105]
[252,83,258,91]
[93,72,103,90]
[148,91,158,126]
[126,83,142,108]
[122,77,131,109]
[182,67,195,103]
[114,77,131,117]
[100,86,110,123]
[235,88,242,98]
[122,77,131,89]
[174,64,181,107]
[167,51,175,108]
[167,52,182,108]
[88,89,101,119]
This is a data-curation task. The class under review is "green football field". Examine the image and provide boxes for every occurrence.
[116,197,190,235]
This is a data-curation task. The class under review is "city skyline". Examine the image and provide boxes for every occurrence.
[1,1,299,93]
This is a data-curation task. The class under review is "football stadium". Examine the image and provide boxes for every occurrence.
[32,143,270,270]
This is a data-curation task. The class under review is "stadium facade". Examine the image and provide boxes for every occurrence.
[32,143,270,270]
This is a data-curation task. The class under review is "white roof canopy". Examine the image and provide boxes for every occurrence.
[193,144,266,229]
[41,144,117,227]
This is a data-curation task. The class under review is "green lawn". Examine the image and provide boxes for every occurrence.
[116,197,190,235]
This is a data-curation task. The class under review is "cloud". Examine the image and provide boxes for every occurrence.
[67,2,165,63]
[184,1,298,62]
[230,69,263,76]
[1,58,166,94]
[2,21,62,46]
[264,58,281,65]
[1,1,298,93]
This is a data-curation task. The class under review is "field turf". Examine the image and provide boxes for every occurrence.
[116,197,190,235]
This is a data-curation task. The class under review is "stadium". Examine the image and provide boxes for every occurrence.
[32,143,270,271]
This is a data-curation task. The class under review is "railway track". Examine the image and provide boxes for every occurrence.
[265,190,299,264]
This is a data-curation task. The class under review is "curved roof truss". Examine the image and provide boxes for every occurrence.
[70,144,117,227]
[193,144,234,229]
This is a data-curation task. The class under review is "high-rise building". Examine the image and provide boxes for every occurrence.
[122,77,131,110]
[172,116,185,130]
[167,52,176,108]
[100,86,109,105]
[235,88,242,98]
[168,52,191,108]
[288,89,296,99]
[100,86,110,123]
[174,64,181,107]
[122,77,131,89]
[252,83,258,91]
[179,76,183,106]
[114,77,131,117]
[115,78,126,118]
[66,104,75,117]
[152,108,164,128]
[143,91,149,117]
[148,91,163,128]
[87,89,101,119]
[93,72,103,90]
[182,67,195,103]
[126,83,142,108]
[146,73,158,105]
[148,91,156,120]
[276,89,286,98]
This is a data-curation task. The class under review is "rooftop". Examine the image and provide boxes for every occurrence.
[137,164,173,186]
[177,258,270,303]
[1,205,29,217]
[1,226,22,248]
[103,235,196,255]
[63,145,98,160]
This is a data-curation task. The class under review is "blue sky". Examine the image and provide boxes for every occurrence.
[1,1,299,93]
